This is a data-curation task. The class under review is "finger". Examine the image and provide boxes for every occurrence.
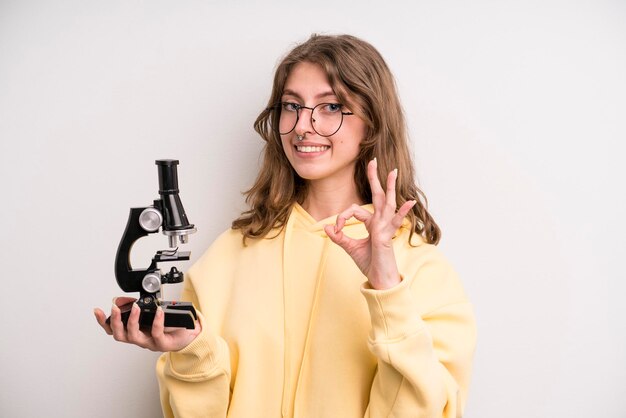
[325,224,368,254]
[367,159,385,208]
[151,306,167,351]
[94,308,113,335]
[325,224,346,249]
[392,200,417,228]
[325,224,345,245]
[110,304,127,342]
[385,168,398,216]
[334,214,346,233]
[113,296,136,308]
[126,303,150,348]
[335,204,372,233]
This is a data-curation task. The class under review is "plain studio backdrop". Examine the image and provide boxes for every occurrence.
[1,1,624,417]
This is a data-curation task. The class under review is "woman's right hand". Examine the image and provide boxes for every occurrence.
[94,297,202,352]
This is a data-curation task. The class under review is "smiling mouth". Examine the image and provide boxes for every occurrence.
[295,145,330,153]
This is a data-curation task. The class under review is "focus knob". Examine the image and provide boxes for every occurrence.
[139,207,163,232]
[142,272,162,293]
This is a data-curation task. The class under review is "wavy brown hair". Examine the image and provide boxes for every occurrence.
[232,34,440,245]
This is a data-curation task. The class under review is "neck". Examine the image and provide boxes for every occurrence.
[301,179,364,221]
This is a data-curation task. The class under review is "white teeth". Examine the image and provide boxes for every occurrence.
[296,145,329,153]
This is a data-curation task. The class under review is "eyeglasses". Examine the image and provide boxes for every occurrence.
[267,102,354,137]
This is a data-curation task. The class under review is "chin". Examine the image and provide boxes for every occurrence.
[293,168,323,181]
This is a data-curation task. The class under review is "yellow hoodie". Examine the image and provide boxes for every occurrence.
[156,204,476,418]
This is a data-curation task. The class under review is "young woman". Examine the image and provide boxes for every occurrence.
[95,34,476,417]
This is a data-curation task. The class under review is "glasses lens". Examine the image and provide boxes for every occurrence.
[267,103,298,135]
[280,103,299,134]
[312,104,343,137]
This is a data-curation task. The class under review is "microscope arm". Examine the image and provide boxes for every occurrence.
[114,207,152,293]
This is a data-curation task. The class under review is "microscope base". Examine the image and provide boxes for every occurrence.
[107,301,197,330]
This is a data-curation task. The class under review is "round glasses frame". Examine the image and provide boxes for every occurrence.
[267,102,354,137]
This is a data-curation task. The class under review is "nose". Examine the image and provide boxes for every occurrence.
[294,106,314,136]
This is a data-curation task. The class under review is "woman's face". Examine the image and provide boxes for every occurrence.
[280,62,366,188]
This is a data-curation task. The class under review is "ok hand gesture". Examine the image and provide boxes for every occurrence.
[324,159,416,290]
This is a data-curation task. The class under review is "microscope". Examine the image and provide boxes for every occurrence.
[107,159,198,329]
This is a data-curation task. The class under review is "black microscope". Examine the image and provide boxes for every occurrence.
[107,159,197,329]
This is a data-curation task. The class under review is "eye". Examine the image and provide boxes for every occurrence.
[320,103,343,114]
[281,102,300,112]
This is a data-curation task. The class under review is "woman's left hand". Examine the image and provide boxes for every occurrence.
[324,158,416,290]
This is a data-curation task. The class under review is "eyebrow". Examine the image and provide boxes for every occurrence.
[282,89,338,101]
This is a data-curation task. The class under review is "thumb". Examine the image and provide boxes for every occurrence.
[324,224,357,254]
[324,224,346,247]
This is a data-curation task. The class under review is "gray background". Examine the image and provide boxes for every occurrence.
[1,0,624,417]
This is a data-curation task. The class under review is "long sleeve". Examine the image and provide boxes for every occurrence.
[156,270,232,418]
[360,249,476,418]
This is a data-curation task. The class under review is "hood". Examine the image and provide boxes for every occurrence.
[290,202,373,239]
[290,202,412,241]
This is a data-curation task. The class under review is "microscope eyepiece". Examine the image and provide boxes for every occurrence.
[156,159,180,195]
[155,159,196,246]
